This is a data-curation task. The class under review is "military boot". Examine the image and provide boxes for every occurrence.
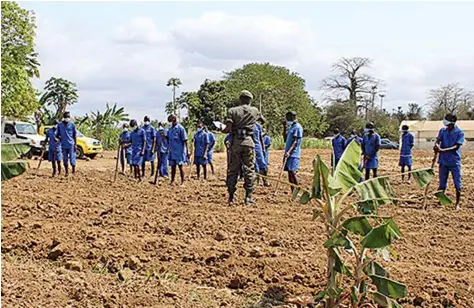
[244,192,256,205]
[228,193,235,205]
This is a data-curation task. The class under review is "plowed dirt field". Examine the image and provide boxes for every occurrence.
[2,149,474,307]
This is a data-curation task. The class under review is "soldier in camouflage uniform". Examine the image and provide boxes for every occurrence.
[225,90,260,205]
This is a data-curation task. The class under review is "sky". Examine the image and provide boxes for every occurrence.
[21,1,474,121]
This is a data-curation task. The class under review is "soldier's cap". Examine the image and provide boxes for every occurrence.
[239,90,253,99]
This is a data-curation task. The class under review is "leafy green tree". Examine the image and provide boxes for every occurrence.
[223,63,326,136]
[82,103,129,138]
[406,103,423,120]
[1,1,40,119]
[166,77,182,118]
[392,106,406,124]
[325,101,365,136]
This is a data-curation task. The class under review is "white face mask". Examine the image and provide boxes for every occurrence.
[443,119,454,126]
[286,121,293,126]
[132,126,138,131]
[144,121,150,126]
[64,117,70,123]
[123,128,129,132]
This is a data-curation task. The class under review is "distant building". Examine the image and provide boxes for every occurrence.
[400,120,474,150]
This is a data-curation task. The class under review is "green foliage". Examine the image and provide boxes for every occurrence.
[1,142,30,162]
[1,142,30,181]
[325,102,365,136]
[1,1,40,119]
[182,79,227,129]
[292,141,439,307]
[223,63,327,136]
[406,103,423,120]
[166,77,182,117]
[271,136,330,150]
[76,103,129,150]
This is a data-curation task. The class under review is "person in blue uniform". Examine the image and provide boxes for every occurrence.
[399,125,415,183]
[56,111,77,176]
[193,121,210,180]
[141,116,156,177]
[167,114,190,186]
[282,111,303,191]
[154,124,169,178]
[263,128,271,186]
[331,128,346,169]
[345,130,363,148]
[434,114,465,209]
[43,119,62,177]
[254,118,267,186]
[257,117,270,186]
[130,119,146,181]
[119,123,132,174]
[362,122,381,180]
[206,127,216,175]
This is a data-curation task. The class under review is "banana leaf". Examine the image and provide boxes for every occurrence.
[373,292,403,308]
[370,275,407,298]
[434,190,453,205]
[1,161,28,181]
[331,140,363,192]
[355,176,396,206]
[342,216,373,236]
[361,219,402,249]
[312,157,322,199]
[331,247,352,277]
[355,199,378,214]
[411,168,434,189]
[299,191,311,204]
[1,142,30,162]
[364,260,389,278]
[292,187,301,201]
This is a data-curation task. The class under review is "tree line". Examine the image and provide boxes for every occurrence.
[2,1,473,144]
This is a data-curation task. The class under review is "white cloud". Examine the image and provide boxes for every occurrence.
[32,10,474,123]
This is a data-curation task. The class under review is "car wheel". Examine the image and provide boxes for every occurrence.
[89,154,98,159]
[76,146,84,159]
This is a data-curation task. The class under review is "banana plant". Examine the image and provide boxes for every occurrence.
[1,142,30,181]
[292,140,439,307]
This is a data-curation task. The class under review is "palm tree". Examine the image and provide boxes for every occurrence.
[167,77,182,119]
[84,103,129,138]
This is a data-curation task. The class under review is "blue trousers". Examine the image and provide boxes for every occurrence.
[438,164,462,191]
[158,152,169,177]
[62,147,76,167]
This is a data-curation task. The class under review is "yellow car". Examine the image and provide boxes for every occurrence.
[40,125,103,159]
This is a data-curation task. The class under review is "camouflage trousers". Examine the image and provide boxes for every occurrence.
[227,143,255,195]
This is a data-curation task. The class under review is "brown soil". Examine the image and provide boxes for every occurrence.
[2,149,474,307]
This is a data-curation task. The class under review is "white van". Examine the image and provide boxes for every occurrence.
[1,120,46,158]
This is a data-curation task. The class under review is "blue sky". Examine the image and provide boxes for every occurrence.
[21,1,474,121]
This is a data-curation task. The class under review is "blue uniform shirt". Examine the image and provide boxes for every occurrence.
[437,126,465,166]
[120,130,132,154]
[362,132,381,158]
[193,129,209,157]
[224,134,231,144]
[345,135,362,148]
[142,124,156,151]
[253,123,263,152]
[400,132,414,156]
[46,127,61,151]
[264,135,271,149]
[285,122,303,158]
[168,123,188,161]
[57,121,76,149]
[131,128,145,152]
[332,134,346,160]
[156,129,169,153]
[207,132,216,153]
